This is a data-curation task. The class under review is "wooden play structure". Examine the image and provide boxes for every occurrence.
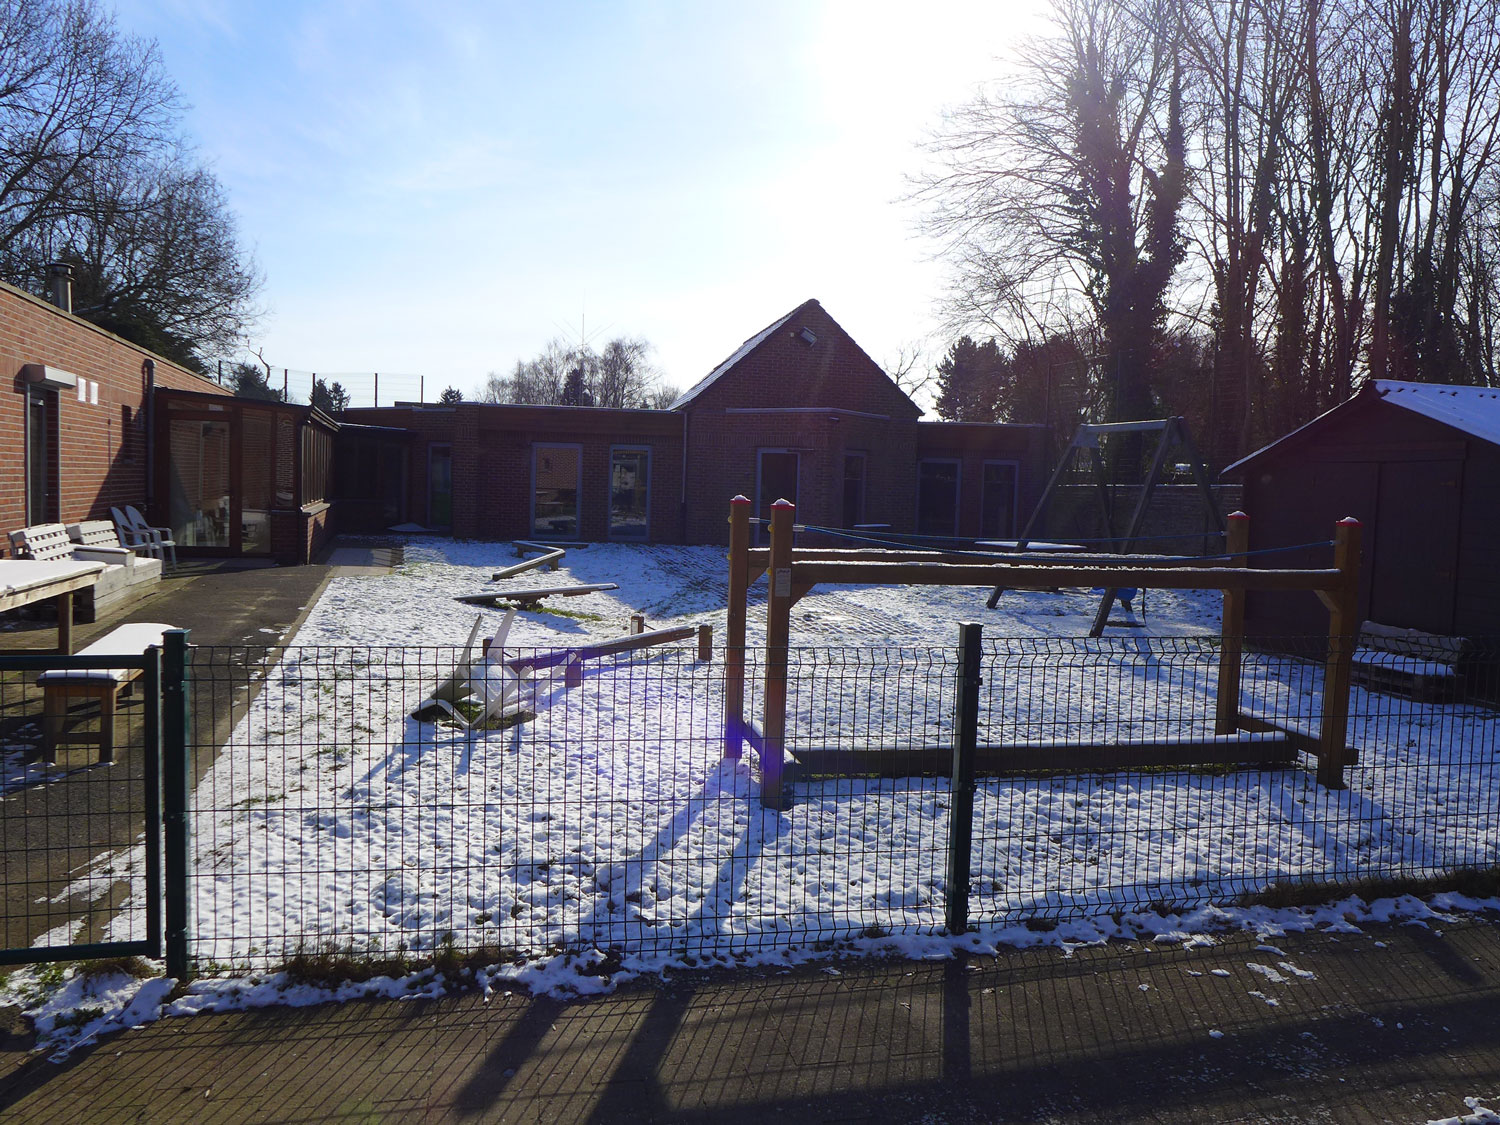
[987,417,1227,636]
[723,496,1364,808]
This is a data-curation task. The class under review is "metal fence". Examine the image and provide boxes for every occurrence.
[168,633,1500,975]
[4,633,1497,976]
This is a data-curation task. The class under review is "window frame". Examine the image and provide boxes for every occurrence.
[916,457,962,538]
[607,444,652,541]
[531,442,584,539]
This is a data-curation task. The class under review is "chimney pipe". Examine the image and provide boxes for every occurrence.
[47,262,73,313]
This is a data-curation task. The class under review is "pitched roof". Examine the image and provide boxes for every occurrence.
[668,301,810,410]
[1223,380,1500,475]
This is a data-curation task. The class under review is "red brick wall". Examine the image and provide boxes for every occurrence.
[344,404,685,543]
[915,423,1052,539]
[679,301,924,544]
[0,281,228,542]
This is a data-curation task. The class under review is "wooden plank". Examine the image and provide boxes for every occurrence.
[787,733,1298,778]
[505,625,697,672]
[491,548,565,580]
[457,582,618,607]
[792,560,1341,593]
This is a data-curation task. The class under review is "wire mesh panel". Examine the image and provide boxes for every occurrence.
[0,652,159,964]
[179,636,1500,976]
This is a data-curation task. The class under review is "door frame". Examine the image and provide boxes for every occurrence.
[755,448,800,546]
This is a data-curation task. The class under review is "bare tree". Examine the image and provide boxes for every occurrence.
[0,0,261,370]
[918,0,1188,438]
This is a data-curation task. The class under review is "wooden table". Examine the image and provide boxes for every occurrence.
[0,559,106,654]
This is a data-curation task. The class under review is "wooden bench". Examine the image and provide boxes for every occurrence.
[1352,621,1468,703]
[38,622,177,763]
[10,522,161,622]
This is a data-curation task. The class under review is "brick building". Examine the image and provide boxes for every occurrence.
[347,300,1048,546]
[1,276,229,538]
[4,284,1047,558]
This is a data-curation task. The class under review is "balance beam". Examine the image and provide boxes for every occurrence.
[458,582,619,608]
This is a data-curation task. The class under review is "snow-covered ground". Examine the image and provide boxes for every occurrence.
[7,535,1500,1058]
[169,538,1500,969]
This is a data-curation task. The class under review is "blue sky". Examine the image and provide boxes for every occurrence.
[110,0,1038,404]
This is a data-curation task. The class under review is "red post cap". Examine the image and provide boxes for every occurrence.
[772,498,795,509]
[1337,516,1361,526]
[1228,511,1249,520]
[730,495,750,504]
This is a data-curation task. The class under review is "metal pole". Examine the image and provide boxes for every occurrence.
[162,628,193,980]
[946,622,982,934]
[724,496,751,759]
[761,498,795,808]
[142,644,163,958]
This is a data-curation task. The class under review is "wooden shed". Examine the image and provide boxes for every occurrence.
[1223,380,1500,643]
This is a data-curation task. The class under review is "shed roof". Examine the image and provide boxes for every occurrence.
[1223,380,1500,475]
[668,302,808,410]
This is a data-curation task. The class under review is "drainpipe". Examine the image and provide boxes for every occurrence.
[144,359,156,508]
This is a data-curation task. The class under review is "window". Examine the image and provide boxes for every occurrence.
[981,461,1019,539]
[609,447,650,539]
[242,414,273,554]
[533,444,581,537]
[168,419,231,547]
[917,459,960,537]
[428,445,452,527]
[301,425,332,505]
[842,453,866,527]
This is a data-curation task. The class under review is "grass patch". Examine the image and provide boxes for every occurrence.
[76,956,156,983]
[524,606,605,622]
[278,938,524,990]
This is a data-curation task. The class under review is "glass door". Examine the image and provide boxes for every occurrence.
[609,448,649,539]
[168,419,232,547]
[428,445,452,528]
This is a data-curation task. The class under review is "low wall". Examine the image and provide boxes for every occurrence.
[1037,484,1243,556]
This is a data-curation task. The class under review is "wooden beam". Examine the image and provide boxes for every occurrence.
[791,560,1341,593]
[787,733,1298,778]
[1318,518,1363,788]
[491,548,565,580]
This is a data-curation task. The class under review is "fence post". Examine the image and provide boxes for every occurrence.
[946,622,982,935]
[1215,511,1249,735]
[724,496,751,760]
[761,498,795,809]
[162,628,193,981]
[697,624,712,662]
[142,643,163,958]
[1318,517,1362,788]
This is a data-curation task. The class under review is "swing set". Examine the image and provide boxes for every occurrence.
[722,496,1363,809]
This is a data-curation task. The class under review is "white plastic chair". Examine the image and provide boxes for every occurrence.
[120,505,178,568]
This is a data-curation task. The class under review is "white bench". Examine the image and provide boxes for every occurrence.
[37,623,177,763]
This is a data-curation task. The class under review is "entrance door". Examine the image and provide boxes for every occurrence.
[981,461,1018,538]
[757,450,799,544]
[25,390,55,524]
[428,445,452,528]
[1373,459,1462,632]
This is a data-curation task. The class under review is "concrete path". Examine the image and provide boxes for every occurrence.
[1,915,1499,1122]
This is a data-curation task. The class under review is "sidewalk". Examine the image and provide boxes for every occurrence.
[2,913,1498,1123]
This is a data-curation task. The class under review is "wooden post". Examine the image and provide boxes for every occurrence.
[56,591,73,655]
[1317,517,1362,788]
[630,613,645,635]
[1215,511,1249,735]
[697,623,712,661]
[761,498,795,808]
[724,495,752,760]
